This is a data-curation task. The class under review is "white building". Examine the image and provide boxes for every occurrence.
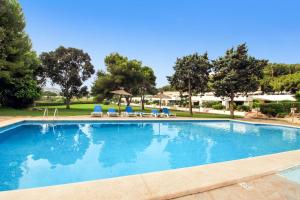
[130,91,296,110]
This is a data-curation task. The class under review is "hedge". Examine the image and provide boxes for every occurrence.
[260,102,300,117]
[212,103,225,110]
[202,101,220,108]
[236,105,251,112]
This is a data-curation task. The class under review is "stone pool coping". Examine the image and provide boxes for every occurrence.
[1,117,300,200]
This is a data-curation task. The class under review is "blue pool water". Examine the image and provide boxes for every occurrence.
[1,120,300,191]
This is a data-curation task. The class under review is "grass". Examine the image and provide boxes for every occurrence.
[0,103,233,118]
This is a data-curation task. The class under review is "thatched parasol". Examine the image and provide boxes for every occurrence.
[111,89,132,96]
[153,92,171,108]
[110,89,132,114]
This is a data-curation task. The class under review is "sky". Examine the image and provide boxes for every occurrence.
[19,0,300,89]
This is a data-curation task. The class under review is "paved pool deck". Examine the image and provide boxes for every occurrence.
[1,116,300,200]
[175,174,300,200]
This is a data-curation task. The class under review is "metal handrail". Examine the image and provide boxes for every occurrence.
[53,108,58,120]
[43,108,48,118]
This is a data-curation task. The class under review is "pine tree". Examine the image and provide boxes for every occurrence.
[0,0,41,108]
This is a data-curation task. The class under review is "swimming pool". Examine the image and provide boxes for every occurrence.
[1,120,300,191]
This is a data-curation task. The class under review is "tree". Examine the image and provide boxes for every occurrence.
[139,66,156,110]
[295,91,300,102]
[260,77,274,94]
[42,90,57,101]
[212,43,267,118]
[40,46,95,109]
[261,63,300,94]
[91,53,155,107]
[168,53,211,116]
[263,63,300,78]
[270,73,300,94]
[158,85,176,92]
[0,0,41,108]
[42,91,57,96]
[105,53,143,105]
[91,70,116,102]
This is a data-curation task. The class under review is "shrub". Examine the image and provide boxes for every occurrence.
[237,105,251,112]
[103,100,110,105]
[260,103,285,117]
[202,101,220,108]
[260,102,300,117]
[296,91,300,102]
[212,103,225,110]
[252,99,260,108]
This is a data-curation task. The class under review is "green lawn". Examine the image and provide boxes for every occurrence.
[0,104,233,118]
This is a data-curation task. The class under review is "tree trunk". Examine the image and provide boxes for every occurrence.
[141,95,145,110]
[188,78,193,116]
[125,97,132,106]
[66,98,71,109]
[229,93,234,118]
[117,95,122,114]
[118,95,122,106]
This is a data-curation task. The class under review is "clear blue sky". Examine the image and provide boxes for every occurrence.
[19,0,300,88]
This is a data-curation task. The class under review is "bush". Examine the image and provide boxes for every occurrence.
[296,91,300,102]
[260,103,285,117]
[212,103,225,110]
[237,105,251,112]
[202,101,220,108]
[260,102,300,117]
[103,100,110,105]
[252,99,260,108]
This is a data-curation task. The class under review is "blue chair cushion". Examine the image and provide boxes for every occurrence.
[125,106,134,113]
[94,106,102,112]
[162,108,170,114]
[108,108,116,113]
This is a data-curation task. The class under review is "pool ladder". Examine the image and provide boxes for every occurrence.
[43,108,48,119]
[53,108,58,120]
[43,108,58,120]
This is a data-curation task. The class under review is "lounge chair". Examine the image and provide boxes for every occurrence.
[151,109,160,117]
[161,108,176,117]
[123,106,141,117]
[107,108,119,117]
[91,105,103,117]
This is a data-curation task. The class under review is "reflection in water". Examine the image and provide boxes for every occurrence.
[92,123,153,167]
[282,129,297,143]
[0,124,90,190]
[0,121,300,191]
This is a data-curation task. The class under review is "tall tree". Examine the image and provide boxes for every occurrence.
[105,53,143,105]
[212,43,267,118]
[270,73,300,94]
[0,0,41,108]
[91,53,155,106]
[158,85,176,92]
[168,53,211,116]
[139,66,156,110]
[91,70,116,101]
[40,46,95,109]
[260,63,300,94]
